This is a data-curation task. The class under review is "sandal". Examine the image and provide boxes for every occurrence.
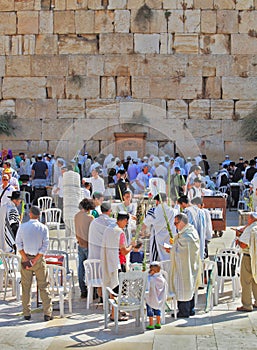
[110,315,129,322]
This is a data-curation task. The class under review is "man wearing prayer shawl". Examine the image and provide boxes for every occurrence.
[168,213,201,318]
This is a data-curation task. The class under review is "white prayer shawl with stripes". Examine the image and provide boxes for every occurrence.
[0,205,15,252]
[169,223,201,301]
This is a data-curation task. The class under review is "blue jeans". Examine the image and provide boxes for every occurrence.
[78,245,88,294]
[146,304,161,317]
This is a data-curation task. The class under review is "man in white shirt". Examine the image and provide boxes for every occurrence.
[83,169,105,194]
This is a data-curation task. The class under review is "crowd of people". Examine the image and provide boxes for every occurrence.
[1,148,257,325]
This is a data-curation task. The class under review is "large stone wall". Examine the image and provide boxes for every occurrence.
[0,0,257,164]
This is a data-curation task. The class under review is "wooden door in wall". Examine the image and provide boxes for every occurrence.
[114,133,147,160]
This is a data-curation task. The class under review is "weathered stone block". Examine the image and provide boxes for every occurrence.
[173,34,199,54]
[235,100,256,118]
[127,0,145,9]
[214,0,236,9]
[68,55,87,75]
[99,33,133,54]
[130,9,150,33]
[201,10,216,33]
[16,99,57,119]
[46,76,65,98]
[142,99,166,109]
[194,0,214,9]
[239,11,257,33]
[217,10,238,34]
[66,76,99,99]
[31,56,68,76]
[216,54,234,76]
[94,10,114,33]
[57,99,85,119]
[146,0,162,9]
[200,34,230,54]
[67,0,88,9]
[15,0,34,10]
[39,10,53,34]
[101,76,116,98]
[114,10,130,33]
[3,77,46,99]
[104,55,131,76]
[87,55,104,76]
[205,77,221,99]
[0,56,5,76]
[132,77,150,98]
[160,33,172,54]
[58,34,98,54]
[23,35,36,54]
[35,34,58,54]
[0,141,28,153]
[86,99,119,119]
[117,76,131,97]
[163,0,177,9]
[210,100,234,119]
[0,0,14,11]
[42,119,74,140]
[87,0,104,10]
[168,10,184,33]
[236,0,254,10]
[108,0,127,9]
[75,10,95,33]
[184,10,201,33]
[134,34,160,54]
[6,56,31,76]
[53,11,75,34]
[189,99,211,119]
[0,100,15,115]
[149,10,167,33]
[17,11,39,34]
[230,54,251,77]
[231,34,257,54]
[53,0,66,10]
[167,100,188,119]
[222,77,257,99]
[9,35,23,55]
[147,55,187,76]
[0,12,16,35]
[178,0,194,9]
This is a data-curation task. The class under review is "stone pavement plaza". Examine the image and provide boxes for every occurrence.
[1,211,257,350]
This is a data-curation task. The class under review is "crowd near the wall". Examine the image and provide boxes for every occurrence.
[1,148,257,324]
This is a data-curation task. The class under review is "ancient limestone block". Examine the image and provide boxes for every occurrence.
[184,10,201,33]
[101,76,116,98]
[132,77,150,98]
[146,0,162,9]
[57,99,85,119]
[104,55,130,76]
[9,35,23,55]
[160,33,173,54]
[35,34,58,54]
[167,100,188,119]
[127,0,145,9]
[94,10,114,33]
[75,10,95,33]
[222,77,257,99]
[0,99,15,115]
[202,64,216,77]
[67,0,88,9]
[99,33,133,54]
[66,76,99,99]
[173,34,199,54]
[130,9,150,33]
[23,35,36,55]
[194,0,214,9]
[231,34,257,54]
[200,34,230,54]
[210,100,234,120]
[108,0,127,9]
[217,10,238,34]
[163,0,177,9]
[15,0,35,10]
[6,56,31,76]
[134,34,160,54]
[86,99,119,119]
[87,55,104,76]
[189,99,211,119]
[53,11,75,34]
[236,0,254,9]
[34,0,41,10]
[230,54,251,77]
[147,55,187,76]
[58,34,98,54]
[42,119,74,140]
[201,10,217,33]
[3,77,46,99]
[0,12,16,35]
[114,10,130,33]
[17,11,39,34]
[87,0,104,9]
[0,56,5,76]
[53,0,66,10]
[0,141,27,153]
[235,100,256,118]
[31,55,68,76]
[239,11,257,33]
[39,10,53,34]
[68,55,87,76]
[117,76,131,97]
[186,55,203,76]
[216,54,234,76]
[35,99,58,119]
[142,99,166,109]
[0,0,14,11]
[178,0,194,9]
[46,76,65,98]
[205,77,221,99]
[168,10,184,33]
[149,10,167,33]
[214,0,236,9]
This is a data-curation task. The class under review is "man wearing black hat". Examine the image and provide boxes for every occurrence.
[115,169,128,200]
[16,205,53,321]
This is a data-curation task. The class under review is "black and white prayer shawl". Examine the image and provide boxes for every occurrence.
[146,207,159,262]
[0,205,16,252]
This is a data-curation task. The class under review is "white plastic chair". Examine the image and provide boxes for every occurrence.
[84,259,103,309]
[45,208,62,238]
[0,251,21,301]
[38,196,53,222]
[149,178,166,197]
[46,250,74,289]
[47,265,72,317]
[130,263,143,271]
[203,260,218,311]
[216,252,240,301]
[104,271,148,334]
[160,269,177,323]
[20,191,31,214]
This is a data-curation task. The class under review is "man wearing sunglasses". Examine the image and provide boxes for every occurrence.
[0,174,15,207]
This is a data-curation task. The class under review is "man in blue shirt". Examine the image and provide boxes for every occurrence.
[16,205,52,321]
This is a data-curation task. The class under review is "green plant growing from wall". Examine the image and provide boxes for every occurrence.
[241,105,257,141]
[0,112,16,136]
